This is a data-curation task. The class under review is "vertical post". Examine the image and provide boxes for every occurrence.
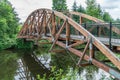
[78,16,83,35]
[84,23,86,39]
[66,19,70,47]
[84,23,86,29]
[97,25,99,37]
[52,12,56,37]
[79,16,83,25]
[58,18,61,30]
[109,22,112,50]
[89,38,94,63]
[43,11,46,36]
[98,27,102,37]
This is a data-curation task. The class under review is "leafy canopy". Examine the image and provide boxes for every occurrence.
[0,0,19,50]
[52,0,67,12]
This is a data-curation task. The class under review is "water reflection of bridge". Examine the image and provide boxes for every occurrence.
[18,8,120,79]
[16,53,50,80]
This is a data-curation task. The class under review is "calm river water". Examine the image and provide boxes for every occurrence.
[0,47,115,80]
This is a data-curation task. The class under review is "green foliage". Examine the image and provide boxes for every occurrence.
[77,5,86,13]
[34,40,52,55]
[15,39,34,49]
[72,1,86,22]
[70,0,112,23]
[0,50,18,80]
[72,0,86,13]
[37,66,79,80]
[52,0,68,12]
[72,0,79,22]
[103,11,113,22]
[72,0,77,11]
[71,0,114,23]
[35,46,115,80]
[86,0,113,21]
[86,0,102,19]
[0,0,19,50]
[51,51,78,72]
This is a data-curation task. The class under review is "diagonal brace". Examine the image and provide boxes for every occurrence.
[49,20,67,51]
[77,38,91,66]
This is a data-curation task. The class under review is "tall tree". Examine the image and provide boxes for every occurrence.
[72,0,78,22]
[86,0,102,19]
[96,4,103,19]
[103,11,113,22]
[72,0,77,11]
[52,0,67,12]
[77,5,86,13]
[0,0,19,49]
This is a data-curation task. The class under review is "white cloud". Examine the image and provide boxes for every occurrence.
[8,0,120,22]
[8,0,52,22]
[99,0,120,19]
[67,0,86,10]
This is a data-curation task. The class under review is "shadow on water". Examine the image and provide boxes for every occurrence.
[22,53,51,79]
[0,49,51,80]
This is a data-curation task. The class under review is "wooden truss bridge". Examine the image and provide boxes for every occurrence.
[18,8,120,79]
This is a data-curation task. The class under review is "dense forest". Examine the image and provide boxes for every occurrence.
[0,0,120,50]
[0,0,20,50]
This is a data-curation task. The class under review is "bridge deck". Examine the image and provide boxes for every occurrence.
[59,34,120,47]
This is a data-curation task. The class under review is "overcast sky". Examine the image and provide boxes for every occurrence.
[8,0,120,22]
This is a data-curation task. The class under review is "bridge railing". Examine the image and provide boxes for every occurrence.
[111,23,120,39]
[79,22,120,50]
[80,22,120,38]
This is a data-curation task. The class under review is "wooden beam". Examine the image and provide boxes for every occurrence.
[37,10,45,37]
[43,11,47,36]
[46,13,52,26]
[77,39,90,65]
[54,10,120,70]
[49,20,66,51]
[39,42,52,44]
[69,41,85,48]
[18,36,34,39]
[26,13,37,36]
[98,27,101,36]
[70,11,120,34]
[93,38,120,70]
[66,19,70,46]
[79,16,83,25]
[80,63,91,67]
[51,49,66,53]
[54,40,120,79]
[52,12,56,37]
[89,39,94,59]
[29,11,41,37]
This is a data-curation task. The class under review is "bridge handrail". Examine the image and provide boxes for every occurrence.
[69,11,120,34]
